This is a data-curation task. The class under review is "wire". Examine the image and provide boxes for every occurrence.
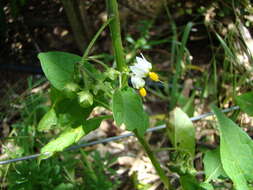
[0,106,240,165]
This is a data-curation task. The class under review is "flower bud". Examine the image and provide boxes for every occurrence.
[106,68,118,80]
[63,82,79,98]
[78,91,93,108]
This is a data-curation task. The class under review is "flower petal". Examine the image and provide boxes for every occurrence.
[130,65,146,78]
[131,76,145,89]
[136,56,152,70]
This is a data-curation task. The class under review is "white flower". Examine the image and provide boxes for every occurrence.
[131,75,145,89]
[129,54,152,78]
[129,54,160,97]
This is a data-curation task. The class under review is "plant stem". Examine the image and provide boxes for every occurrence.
[80,17,113,65]
[106,0,127,85]
[94,98,111,110]
[134,130,173,190]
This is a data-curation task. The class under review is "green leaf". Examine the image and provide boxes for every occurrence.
[50,87,66,104]
[55,98,93,126]
[235,91,253,116]
[83,115,112,134]
[203,147,227,182]
[167,107,195,157]
[112,87,149,136]
[199,182,214,190]
[37,108,57,132]
[39,126,85,160]
[180,174,206,190]
[54,183,75,190]
[178,93,195,117]
[216,33,235,60]
[211,105,253,190]
[38,51,81,90]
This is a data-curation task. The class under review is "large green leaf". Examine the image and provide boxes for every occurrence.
[50,86,66,104]
[211,105,253,190]
[55,98,93,126]
[235,91,253,116]
[167,107,195,157]
[112,87,149,136]
[203,147,227,182]
[39,126,85,160]
[37,108,57,132]
[38,51,81,90]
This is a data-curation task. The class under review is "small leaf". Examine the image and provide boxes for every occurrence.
[180,174,206,190]
[167,107,195,157]
[38,51,81,90]
[83,115,112,134]
[235,91,253,116]
[38,108,57,132]
[112,87,149,136]
[199,182,214,190]
[203,147,227,182]
[216,33,235,60]
[39,126,85,160]
[211,105,253,190]
[177,93,195,117]
[54,183,75,190]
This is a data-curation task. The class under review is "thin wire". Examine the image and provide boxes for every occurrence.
[0,106,240,165]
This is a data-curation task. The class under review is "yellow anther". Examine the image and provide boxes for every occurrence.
[139,87,147,97]
[149,72,159,81]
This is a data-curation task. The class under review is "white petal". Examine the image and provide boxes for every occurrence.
[129,54,153,78]
[131,76,145,89]
[129,65,146,78]
[136,56,152,70]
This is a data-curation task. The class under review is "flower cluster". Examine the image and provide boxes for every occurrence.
[130,54,159,97]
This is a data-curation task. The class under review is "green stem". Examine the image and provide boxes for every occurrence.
[134,131,173,190]
[94,98,111,110]
[80,17,113,65]
[87,57,109,69]
[106,0,127,85]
